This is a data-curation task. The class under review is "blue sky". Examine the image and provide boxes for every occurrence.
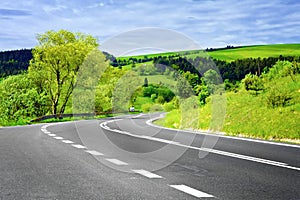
[1,0,300,53]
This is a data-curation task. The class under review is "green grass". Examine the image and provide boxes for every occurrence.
[145,75,177,89]
[207,44,300,61]
[133,96,153,111]
[156,74,300,143]
[118,44,300,62]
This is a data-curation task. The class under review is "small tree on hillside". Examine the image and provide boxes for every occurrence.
[242,73,264,95]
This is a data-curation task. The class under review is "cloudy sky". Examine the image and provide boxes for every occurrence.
[1,0,300,53]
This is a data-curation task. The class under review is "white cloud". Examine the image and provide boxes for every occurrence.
[0,0,299,51]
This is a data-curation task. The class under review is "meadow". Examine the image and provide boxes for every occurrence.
[119,44,300,62]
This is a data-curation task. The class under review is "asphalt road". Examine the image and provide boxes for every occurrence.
[0,113,299,200]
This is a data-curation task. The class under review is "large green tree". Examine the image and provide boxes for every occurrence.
[28,30,99,116]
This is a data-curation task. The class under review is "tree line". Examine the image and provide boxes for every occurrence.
[0,49,32,77]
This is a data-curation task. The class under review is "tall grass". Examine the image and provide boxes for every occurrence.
[156,74,300,142]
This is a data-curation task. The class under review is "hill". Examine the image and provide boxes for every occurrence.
[155,60,300,143]
[206,44,300,61]
[117,44,300,62]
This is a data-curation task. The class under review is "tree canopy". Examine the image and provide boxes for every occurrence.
[28,30,99,116]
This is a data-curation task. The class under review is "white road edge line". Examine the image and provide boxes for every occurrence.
[132,169,163,179]
[146,114,300,149]
[100,119,300,171]
[131,113,144,119]
[71,144,86,149]
[85,150,104,156]
[170,184,214,198]
[105,158,128,165]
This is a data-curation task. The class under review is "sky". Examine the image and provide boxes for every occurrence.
[0,0,300,54]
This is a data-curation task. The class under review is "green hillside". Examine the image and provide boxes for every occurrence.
[207,44,300,61]
[155,61,300,143]
[118,44,300,62]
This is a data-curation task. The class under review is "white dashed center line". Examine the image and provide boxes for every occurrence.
[85,150,104,156]
[170,185,214,198]
[48,133,56,137]
[105,158,128,165]
[53,136,64,140]
[62,140,74,144]
[71,144,87,149]
[132,169,163,179]
[41,129,51,134]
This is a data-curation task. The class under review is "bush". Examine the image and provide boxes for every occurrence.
[266,88,293,108]
[0,74,50,124]
[150,104,164,112]
[141,103,152,112]
[156,96,165,104]
[242,73,264,95]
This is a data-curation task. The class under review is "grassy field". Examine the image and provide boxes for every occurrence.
[155,74,300,143]
[207,44,300,61]
[118,44,300,62]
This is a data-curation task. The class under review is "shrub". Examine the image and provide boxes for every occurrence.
[266,88,293,108]
[141,103,152,112]
[242,73,264,95]
[150,104,164,112]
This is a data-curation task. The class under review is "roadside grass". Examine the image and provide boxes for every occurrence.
[155,74,300,143]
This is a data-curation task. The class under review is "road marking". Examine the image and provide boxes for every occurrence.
[105,158,128,165]
[48,133,56,137]
[131,113,144,119]
[100,119,300,171]
[62,140,74,144]
[132,169,163,179]
[85,150,103,156]
[141,136,180,145]
[146,114,300,149]
[72,144,86,149]
[170,185,214,198]
[41,128,51,133]
[43,130,51,134]
[41,124,51,129]
[53,136,64,140]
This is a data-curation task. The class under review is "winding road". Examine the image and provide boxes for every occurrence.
[0,113,299,199]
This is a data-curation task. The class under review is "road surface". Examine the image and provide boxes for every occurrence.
[0,113,299,199]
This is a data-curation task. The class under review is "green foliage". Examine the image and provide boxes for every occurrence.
[95,67,126,113]
[156,96,165,104]
[242,73,264,95]
[203,69,222,94]
[266,88,293,108]
[163,97,179,112]
[265,60,299,82]
[141,103,152,113]
[198,84,209,105]
[157,61,300,142]
[134,64,158,75]
[207,44,300,61]
[112,71,142,112]
[0,74,50,125]
[29,29,99,115]
[176,76,194,98]
[142,84,175,102]
[150,93,157,102]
